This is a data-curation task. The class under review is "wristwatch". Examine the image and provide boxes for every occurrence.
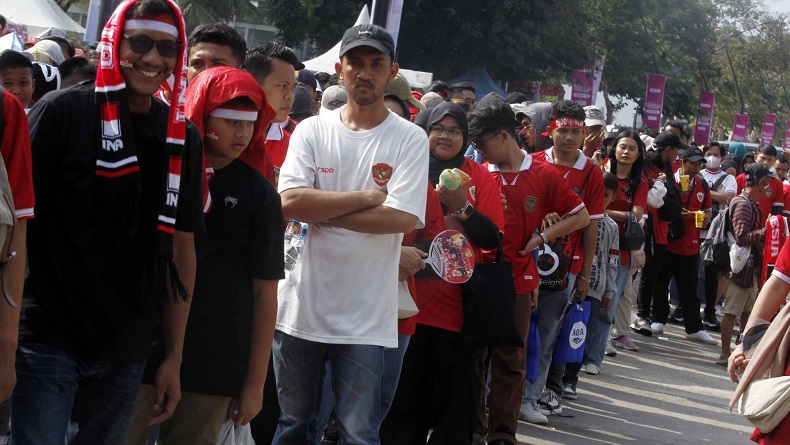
[454,201,474,218]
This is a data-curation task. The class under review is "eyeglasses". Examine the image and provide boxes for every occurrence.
[429,125,464,140]
[124,34,181,58]
[515,124,534,133]
[471,133,498,151]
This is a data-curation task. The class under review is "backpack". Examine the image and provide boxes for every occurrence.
[700,204,734,271]
[0,88,19,308]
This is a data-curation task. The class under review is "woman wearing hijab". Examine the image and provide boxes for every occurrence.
[381,102,504,445]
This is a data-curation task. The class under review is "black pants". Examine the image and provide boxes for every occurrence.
[637,243,667,320]
[654,251,704,333]
[250,357,279,445]
[703,262,720,317]
[380,324,481,445]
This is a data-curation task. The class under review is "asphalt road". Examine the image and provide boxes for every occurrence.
[515,321,755,445]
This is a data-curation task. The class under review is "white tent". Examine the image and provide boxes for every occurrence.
[0,0,86,39]
[302,6,433,89]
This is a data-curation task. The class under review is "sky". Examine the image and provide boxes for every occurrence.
[765,0,790,16]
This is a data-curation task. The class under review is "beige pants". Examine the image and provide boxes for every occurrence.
[613,266,640,337]
[125,384,232,445]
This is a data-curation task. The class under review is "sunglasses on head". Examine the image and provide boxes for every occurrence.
[124,34,181,58]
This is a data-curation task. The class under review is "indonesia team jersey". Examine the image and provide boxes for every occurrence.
[264,118,294,185]
[736,173,784,219]
[489,155,585,294]
[667,173,712,256]
[609,172,648,265]
[277,109,429,348]
[532,148,604,274]
[1,92,34,220]
[416,157,505,333]
[399,182,446,336]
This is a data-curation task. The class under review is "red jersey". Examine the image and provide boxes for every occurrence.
[736,173,784,220]
[532,149,604,274]
[1,92,34,220]
[489,155,585,294]
[667,174,711,256]
[609,172,648,265]
[264,118,295,185]
[399,181,446,335]
[645,164,668,245]
[783,182,790,217]
[751,239,790,444]
[416,158,505,332]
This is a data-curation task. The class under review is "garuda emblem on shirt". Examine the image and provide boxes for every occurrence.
[372,163,393,187]
[525,196,538,213]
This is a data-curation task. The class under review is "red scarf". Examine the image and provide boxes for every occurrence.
[95,0,190,302]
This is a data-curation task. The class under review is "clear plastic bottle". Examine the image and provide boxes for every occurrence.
[284,221,308,272]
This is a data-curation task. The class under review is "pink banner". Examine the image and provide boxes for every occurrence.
[642,74,666,132]
[571,70,594,107]
[784,121,790,150]
[732,114,749,142]
[694,92,715,145]
[761,113,777,145]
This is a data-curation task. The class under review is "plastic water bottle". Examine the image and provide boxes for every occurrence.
[284,221,307,272]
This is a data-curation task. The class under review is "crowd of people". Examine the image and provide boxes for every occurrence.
[0,0,789,444]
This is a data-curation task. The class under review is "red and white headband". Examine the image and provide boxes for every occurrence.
[548,117,584,129]
[209,108,259,121]
[125,16,178,38]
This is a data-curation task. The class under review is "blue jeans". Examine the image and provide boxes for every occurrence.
[272,330,386,445]
[522,273,576,402]
[585,262,630,367]
[10,342,145,445]
[310,335,411,444]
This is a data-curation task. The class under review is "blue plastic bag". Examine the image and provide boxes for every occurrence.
[553,300,592,365]
[526,311,541,383]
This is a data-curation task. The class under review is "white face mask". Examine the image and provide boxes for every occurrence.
[705,155,720,169]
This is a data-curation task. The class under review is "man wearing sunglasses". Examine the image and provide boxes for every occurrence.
[13,1,204,444]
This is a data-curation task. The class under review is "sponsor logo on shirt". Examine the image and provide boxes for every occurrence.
[525,196,538,213]
[317,167,335,174]
[371,163,393,187]
[225,196,238,208]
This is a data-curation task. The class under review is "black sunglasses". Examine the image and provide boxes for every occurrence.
[124,34,181,58]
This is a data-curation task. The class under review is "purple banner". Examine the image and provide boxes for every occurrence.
[642,74,666,132]
[732,114,749,142]
[785,121,790,150]
[694,92,715,145]
[761,113,777,145]
[571,69,594,107]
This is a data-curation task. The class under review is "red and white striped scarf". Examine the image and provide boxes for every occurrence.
[95,0,190,302]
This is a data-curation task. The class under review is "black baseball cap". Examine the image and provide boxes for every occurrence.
[745,163,771,182]
[654,131,689,151]
[339,24,394,59]
[681,146,705,162]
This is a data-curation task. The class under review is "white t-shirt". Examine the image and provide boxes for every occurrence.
[701,168,737,238]
[277,108,429,348]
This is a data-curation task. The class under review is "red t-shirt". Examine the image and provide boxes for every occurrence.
[737,173,784,221]
[609,172,648,265]
[667,174,712,256]
[532,149,604,274]
[1,92,34,220]
[490,155,585,294]
[645,164,668,245]
[783,182,790,217]
[263,119,295,185]
[398,181,446,335]
[751,240,790,444]
[416,158,505,333]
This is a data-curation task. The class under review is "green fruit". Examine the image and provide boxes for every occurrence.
[440,169,461,190]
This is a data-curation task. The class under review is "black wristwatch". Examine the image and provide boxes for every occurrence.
[454,201,474,218]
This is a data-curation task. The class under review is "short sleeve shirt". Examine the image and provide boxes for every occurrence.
[277,109,429,348]
[532,148,604,274]
[489,155,585,294]
[737,173,784,218]
[1,91,34,219]
[667,173,712,256]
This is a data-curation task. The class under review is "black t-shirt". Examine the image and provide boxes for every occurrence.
[177,159,283,396]
[20,82,205,363]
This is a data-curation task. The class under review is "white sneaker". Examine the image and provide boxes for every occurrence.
[518,400,548,425]
[583,363,600,375]
[651,322,664,334]
[686,330,719,345]
[538,389,563,416]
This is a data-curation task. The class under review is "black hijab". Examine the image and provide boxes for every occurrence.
[426,102,469,185]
